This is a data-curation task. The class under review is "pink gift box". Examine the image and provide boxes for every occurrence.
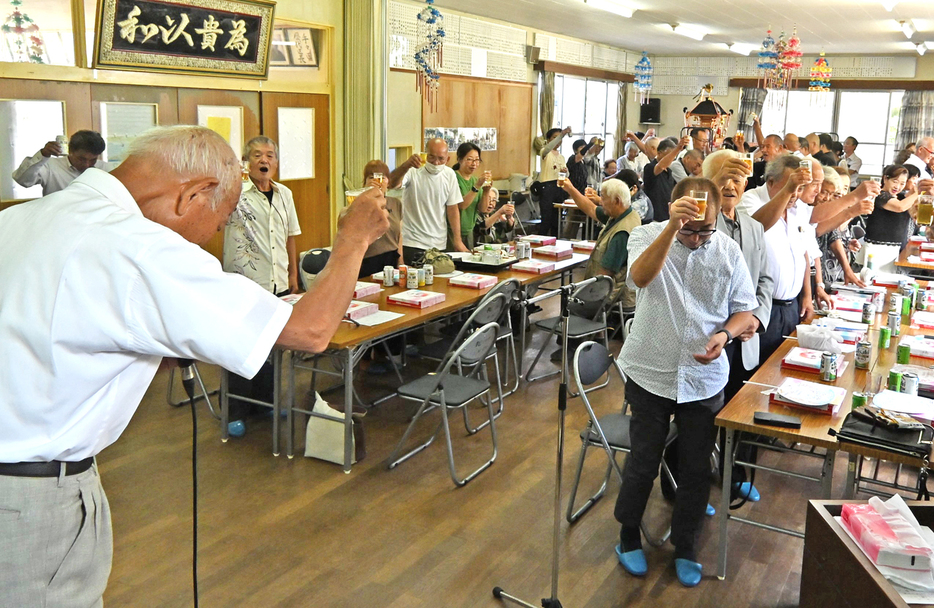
[449,273,498,289]
[388,290,446,309]
[535,245,574,260]
[519,235,557,247]
[345,300,379,320]
[512,260,555,274]
[353,281,381,298]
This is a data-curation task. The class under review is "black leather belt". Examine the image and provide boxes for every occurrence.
[772,298,797,306]
[0,457,94,478]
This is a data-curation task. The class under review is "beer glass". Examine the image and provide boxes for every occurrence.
[557,171,568,187]
[742,153,754,175]
[345,188,367,206]
[690,190,708,221]
[241,160,250,182]
[918,193,934,226]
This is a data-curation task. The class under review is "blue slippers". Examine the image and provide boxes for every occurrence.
[227,420,245,437]
[706,503,716,516]
[674,558,703,587]
[615,545,647,577]
[732,482,761,502]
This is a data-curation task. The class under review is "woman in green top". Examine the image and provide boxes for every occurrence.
[451,142,490,249]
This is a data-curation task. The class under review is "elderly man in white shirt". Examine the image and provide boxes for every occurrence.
[839,136,863,189]
[390,137,466,263]
[0,126,389,607]
[12,130,106,196]
[905,137,934,179]
[222,136,303,435]
[614,176,756,588]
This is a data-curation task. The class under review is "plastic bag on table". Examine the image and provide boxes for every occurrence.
[795,324,844,354]
[842,497,933,571]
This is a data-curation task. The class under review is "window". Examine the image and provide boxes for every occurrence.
[760,89,904,177]
[550,74,621,166]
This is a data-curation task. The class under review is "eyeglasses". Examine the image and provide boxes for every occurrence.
[678,227,716,237]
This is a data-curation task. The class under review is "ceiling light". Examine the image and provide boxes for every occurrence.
[671,24,707,41]
[918,43,927,56]
[925,41,934,51]
[585,0,634,18]
[901,20,915,39]
[726,43,757,55]
[880,0,899,10]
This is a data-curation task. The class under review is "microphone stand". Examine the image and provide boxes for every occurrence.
[493,277,596,608]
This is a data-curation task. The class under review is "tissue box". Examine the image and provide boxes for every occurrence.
[449,273,498,289]
[345,300,378,320]
[353,281,381,298]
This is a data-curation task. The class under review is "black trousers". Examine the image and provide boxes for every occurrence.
[615,379,722,553]
[359,249,399,279]
[759,300,800,366]
[723,340,752,404]
[538,181,563,237]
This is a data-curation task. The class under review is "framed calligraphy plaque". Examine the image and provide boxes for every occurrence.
[93,0,275,78]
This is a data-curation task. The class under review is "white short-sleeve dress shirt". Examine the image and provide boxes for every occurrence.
[400,165,463,251]
[0,169,292,462]
[737,183,771,216]
[223,179,302,294]
[621,222,757,403]
[11,151,90,196]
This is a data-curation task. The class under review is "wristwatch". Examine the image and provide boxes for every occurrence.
[716,328,734,344]
[471,186,479,193]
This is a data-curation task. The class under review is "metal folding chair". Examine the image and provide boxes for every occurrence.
[525,275,613,388]
[387,321,502,487]
[564,341,677,547]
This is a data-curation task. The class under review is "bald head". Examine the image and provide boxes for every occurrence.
[784,133,799,152]
[426,138,449,165]
[110,125,241,245]
[644,137,660,159]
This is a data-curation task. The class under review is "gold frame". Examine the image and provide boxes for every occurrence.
[92,0,276,78]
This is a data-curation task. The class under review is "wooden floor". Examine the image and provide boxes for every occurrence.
[98,303,885,607]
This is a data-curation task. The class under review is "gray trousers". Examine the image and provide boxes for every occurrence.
[0,464,112,607]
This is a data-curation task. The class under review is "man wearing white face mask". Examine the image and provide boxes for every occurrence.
[390,137,466,264]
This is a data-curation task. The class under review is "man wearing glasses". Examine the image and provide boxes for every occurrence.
[613,176,756,588]
[905,137,934,179]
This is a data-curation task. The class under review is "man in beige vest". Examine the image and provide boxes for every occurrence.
[561,178,641,308]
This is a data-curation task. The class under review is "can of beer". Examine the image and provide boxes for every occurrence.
[888,370,903,392]
[424,264,434,285]
[55,134,68,155]
[398,264,408,280]
[879,326,892,349]
[417,268,426,287]
[872,291,884,311]
[855,341,872,370]
[901,284,915,299]
[903,372,920,396]
[861,302,875,325]
[917,289,927,311]
[820,352,838,382]
[890,293,902,313]
[383,265,395,287]
[406,267,419,289]
[887,311,901,336]
[902,292,913,318]
[897,342,912,364]
[851,392,868,410]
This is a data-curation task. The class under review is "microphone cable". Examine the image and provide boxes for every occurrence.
[177,359,199,608]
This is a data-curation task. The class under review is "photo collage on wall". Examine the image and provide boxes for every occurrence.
[424,127,497,152]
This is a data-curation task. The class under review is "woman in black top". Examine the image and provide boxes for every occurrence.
[864,164,916,249]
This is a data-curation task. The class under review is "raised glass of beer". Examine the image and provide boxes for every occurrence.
[241,160,250,182]
[799,159,812,181]
[418,152,428,164]
[557,171,568,187]
[690,190,708,221]
[345,188,367,206]
[742,153,755,175]
[918,193,934,226]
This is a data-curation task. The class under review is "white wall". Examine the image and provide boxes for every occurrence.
[387,70,422,152]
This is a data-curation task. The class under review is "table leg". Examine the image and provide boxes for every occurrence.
[272,350,281,457]
[821,449,836,499]
[843,453,858,499]
[287,350,295,459]
[343,348,354,474]
[557,208,564,238]
[519,286,528,380]
[220,368,229,443]
[718,428,734,580]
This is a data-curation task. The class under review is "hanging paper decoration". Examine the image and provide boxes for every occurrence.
[633,51,653,105]
[1,0,44,64]
[777,26,803,90]
[756,29,778,89]
[808,52,832,92]
[414,0,445,112]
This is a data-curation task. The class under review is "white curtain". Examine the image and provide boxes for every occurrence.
[896,91,934,151]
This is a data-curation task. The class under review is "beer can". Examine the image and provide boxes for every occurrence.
[872,292,885,311]
[917,289,927,311]
[398,264,408,279]
[424,264,434,285]
[406,267,419,289]
[879,326,892,349]
[855,341,872,370]
[55,134,68,155]
[383,265,395,287]
[888,370,903,392]
[820,352,837,382]
[902,292,913,318]
[887,311,901,336]
[897,342,912,365]
[861,302,875,325]
[902,372,920,396]
[851,392,868,411]
[417,268,426,287]
[901,285,914,299]
[890,293,902,313]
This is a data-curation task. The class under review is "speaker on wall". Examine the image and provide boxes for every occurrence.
[639,98,661,124]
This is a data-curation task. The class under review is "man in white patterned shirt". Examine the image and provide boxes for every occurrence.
[613,177,757,588]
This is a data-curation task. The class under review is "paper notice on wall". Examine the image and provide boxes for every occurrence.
[471,48,487,78]
[278,107,315,180]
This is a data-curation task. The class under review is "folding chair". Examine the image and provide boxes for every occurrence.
[525,275,613,388]
[420,280,521,399]
[565,341,677,547]
[387,322,502,487]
